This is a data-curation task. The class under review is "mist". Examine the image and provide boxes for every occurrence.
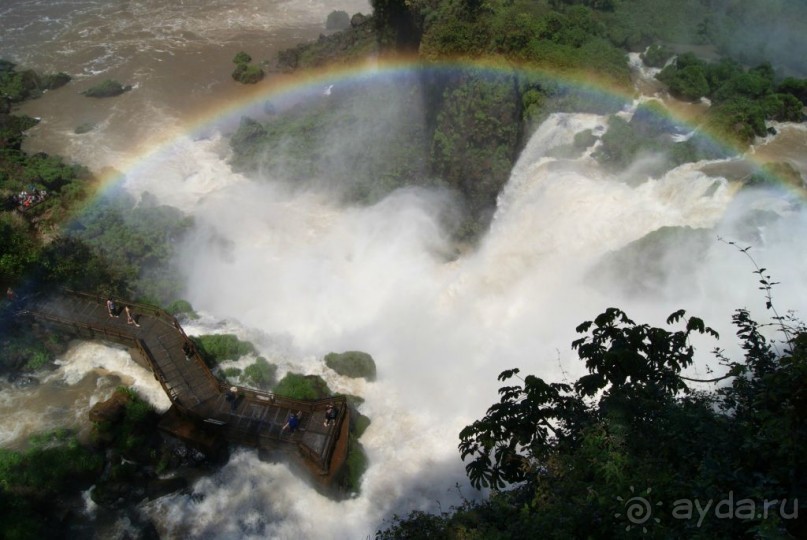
[116,93,807,536]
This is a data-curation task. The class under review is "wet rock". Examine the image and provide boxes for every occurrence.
[89,390,130,424]
[146,477,188,500]
[324,351,377,381]
[8,373,39,388]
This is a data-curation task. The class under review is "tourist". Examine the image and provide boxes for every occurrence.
[282,411,302,434]
[106,298,119,318]
[324,404,338,427]
[225,386,239,411]
[125,305,140,327]
[182,340,194,359]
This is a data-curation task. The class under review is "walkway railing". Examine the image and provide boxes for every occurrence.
[24,290,349,475]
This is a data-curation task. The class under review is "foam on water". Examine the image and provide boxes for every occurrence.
[116,110,807,537]
[51,341,172,411]
[0,341,170,448]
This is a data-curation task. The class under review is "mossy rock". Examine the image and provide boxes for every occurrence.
[324,351,377,381]
[231,63,264,84]
[339,434,368,495]
[272,372,332,400]
[82,79,131,98]
[41,72,71,90]
[0,332,56,372]
[74,122,96,134]
[90,387,160,463]
[190,334,256,367]
[165,298,199,319]
[352,411,371,439]
[344,394,365,408]
[242,356,277,390]
[223,367,242,379]
[0,429,103,497]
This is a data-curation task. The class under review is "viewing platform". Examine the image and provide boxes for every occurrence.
[21,291,349,481]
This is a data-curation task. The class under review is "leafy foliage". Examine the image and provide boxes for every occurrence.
[641,44,673,68]
[0,330,58,372]
[233,51,252,65]
[326,10,351,31]
[430,70,521,225]
[0,61,70,102]
[69,190,192,302]
[657,55,806,144]
[232,62,264,84]
[0,214,39,284]
[0,429,102,495]
[229,76,432,206]
[231,52,264,84]
[383,273,806,538]
[92,387,161,461]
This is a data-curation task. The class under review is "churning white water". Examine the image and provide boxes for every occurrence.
[0,341,170,450]
[108,107,804,538]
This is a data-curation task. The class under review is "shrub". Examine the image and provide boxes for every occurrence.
[341,435,368,494]
[25,351,50,370]
[641,44,672,67]
[326,10,351,30]
[92,387,159,461]
[657,58,709,101]
[232,63,264,84]
[233,51,252,64]
[0,430,102,495]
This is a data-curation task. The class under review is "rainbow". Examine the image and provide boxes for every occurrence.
[86,54,804,211]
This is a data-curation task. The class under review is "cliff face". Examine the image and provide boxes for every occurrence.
[276,15,379,72]
[243,11,531,239]
[255,2,637,239]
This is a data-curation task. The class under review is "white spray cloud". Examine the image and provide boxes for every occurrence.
[136,106,804,537]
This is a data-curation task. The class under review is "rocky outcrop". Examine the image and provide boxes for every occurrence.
[324,351,377,381]
[89,390,130,426]
[81,79,131,98]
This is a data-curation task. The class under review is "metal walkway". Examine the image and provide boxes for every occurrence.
[24,291,347,475]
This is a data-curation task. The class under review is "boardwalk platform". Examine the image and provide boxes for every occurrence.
[23,291,348,478]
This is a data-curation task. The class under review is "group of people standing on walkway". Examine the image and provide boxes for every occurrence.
[106,297,140,327]
[280,404,339,435]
